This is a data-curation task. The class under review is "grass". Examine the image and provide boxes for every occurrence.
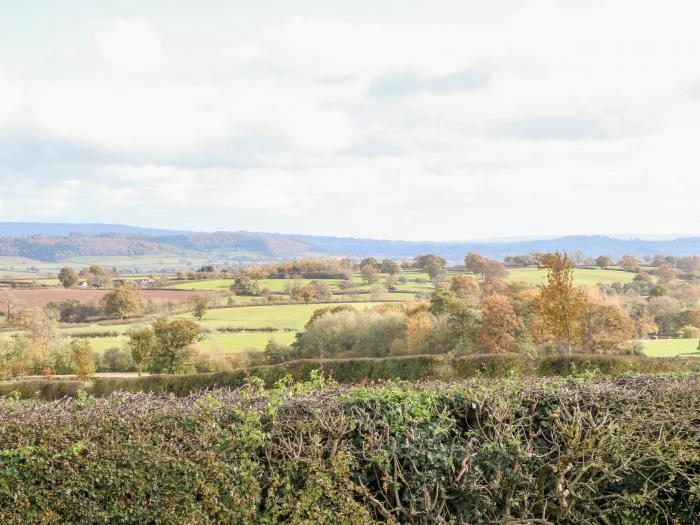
[180,302,387,331]
[194,331,297,354]
[641,338,700,358]
[57,302,390,355]
[506,268,637,286]
[167,278,345,293]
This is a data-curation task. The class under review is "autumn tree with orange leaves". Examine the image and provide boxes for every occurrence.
[477,294,524,353]
[534,253,586,353]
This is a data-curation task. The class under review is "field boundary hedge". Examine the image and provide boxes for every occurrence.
[2,352,699,399]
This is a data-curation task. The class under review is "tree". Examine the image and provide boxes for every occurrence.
[579,300,634,354]
[58,267,79,288]
[359,257,380,270]
[0,290,19,321]
[129,328,154,376]
[9,307,65,376]
[263,339,297,364]
[429,287,456,316]
[415,254,446,279]
[685,309,700,329]
[404,310,436,355]
[618,255,639,271]
[595,256,612,270]
[79,265,113,288]
[230,277,260,296]
[657,265,677,283]
[477,294,524,354]
[70,339,96,381]
[131,318,203,374]
[464,253,488,275]
[449,275,480,301]
[288,282,317,303]
[534,253,586,353]
[483,260,509,280]
[102,288,141,319]
[310,281,332,301]
[360,264,379,285]
[380,259,401,275]
[191,295,209,320]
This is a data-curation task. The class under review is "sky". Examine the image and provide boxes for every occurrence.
[1,0,699,241]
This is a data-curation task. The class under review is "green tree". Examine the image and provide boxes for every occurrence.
[230,277,260,296]
[360,264,379,285]
[429,287,457,316]
[191,295,209,321]
[595,255,612,270]
[415,254,446,279]
[380,259,401,275]
[70,339,96,381]
[146,318,203,374]
[102,288,141,319]
[58,267,79,288]
[128,328,154,376]
[359,257,380,270]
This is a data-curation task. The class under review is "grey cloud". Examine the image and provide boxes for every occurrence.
[488,114,610,141]
[0,126,117,171]
[0,125,299,173]
[368,65,490,98]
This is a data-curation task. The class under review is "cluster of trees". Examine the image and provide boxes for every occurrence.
[58,265,116,288]
[0,309,211,379]
[242,259,352,280]
[29,288,145,324]
[255,253,668,365]
[127,318,203,374]
[0,308,96,379]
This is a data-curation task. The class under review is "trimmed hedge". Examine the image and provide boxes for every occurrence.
[2,353,699,399]
[0,376,698,523]
[536,353,700,376]
[0,379,87,399]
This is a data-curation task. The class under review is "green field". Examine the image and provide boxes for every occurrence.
[167,278,345,293]
[167,272,434,295]
[57,302,389,355]
[641,338,700,358]
[178,302,387,331]
[195,331,297,354]
[506,267,636,286]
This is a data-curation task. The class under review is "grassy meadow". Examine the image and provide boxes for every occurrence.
[640,338,700,358]
[506,267,636,286]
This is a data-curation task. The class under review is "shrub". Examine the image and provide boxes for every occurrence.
[535,353,700,376]
[681,325,700,339]
[0,376,698,523]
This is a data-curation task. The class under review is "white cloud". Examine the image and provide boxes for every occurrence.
[2,1,700,239]
[95,18,162,71]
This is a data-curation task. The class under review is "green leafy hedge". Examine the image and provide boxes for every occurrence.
[1,376,698,523]
[2,353,699,399]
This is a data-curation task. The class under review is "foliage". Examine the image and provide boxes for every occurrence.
[57,266,79,288]
[70,339,96,381]
[191,294,209,320]
[101,287,142,319]
[534,253,586,352]
[1,376,698,523]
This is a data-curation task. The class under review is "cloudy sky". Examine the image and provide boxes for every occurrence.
[1,0,699,240]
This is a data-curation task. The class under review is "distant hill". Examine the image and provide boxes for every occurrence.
[283,233,700,261]
[1,223,699,262]
[0,222,191,237]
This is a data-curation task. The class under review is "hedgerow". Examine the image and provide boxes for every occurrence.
[0,375,698,523]
[2,353,699,400]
